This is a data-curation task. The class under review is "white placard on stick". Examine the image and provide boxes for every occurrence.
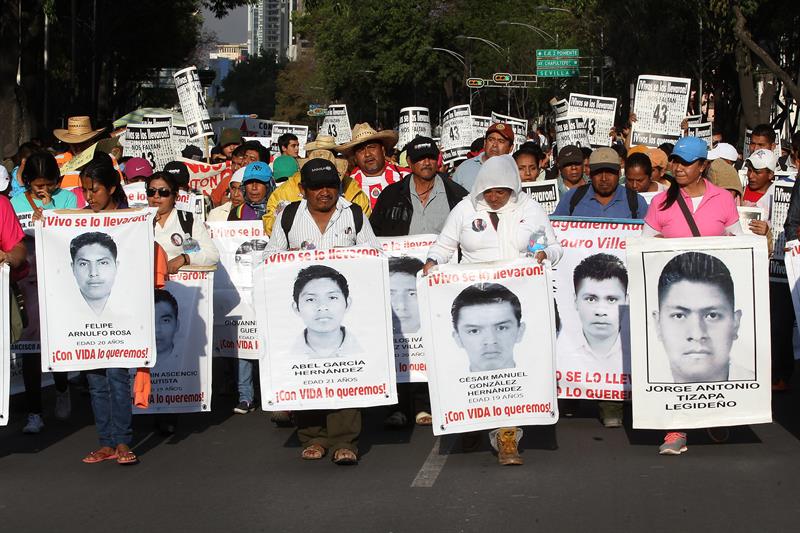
[491,112,528,150]
[520,179,560,215]
[208,221,268,359]
[555,116,590,148]
[122,123,174,172]
[630,75,692,147]
[270,124,309,158]
[35,210,156,372]
[627,235,771,429]
[568,93,617,147]
[419,259,558,435]
[397,107,432,149]
[687,122,713,148]
[441,105,473,164]
[770,181,794,282]
[173,66,213,140]
[471,115,491,138]
[135,269,213,414]
[320,104,352,144]
[254,247,397,411]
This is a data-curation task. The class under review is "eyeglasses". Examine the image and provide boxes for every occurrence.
[146,187,174,198]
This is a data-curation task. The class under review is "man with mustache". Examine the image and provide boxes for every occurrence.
[370,136,467,237]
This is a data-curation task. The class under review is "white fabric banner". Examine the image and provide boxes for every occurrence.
[270,124,308,158]
[520,180,560,215]
[123,181,149,208]
[551,219,642,401]
[173,66,213,139]
[177,158,232,197]
[397,107,432,149]
[1,265,9,426]
[555,116,590,148]
[135,269,214,414]
[627,236,771,429]
[207,221,267,359]
[320,104,352,144]
[379,235,439,383]
[567,93,617,147]
[419,259,559,435]
[630,75,692,147]
[441,105,473,164]
[490,112,528,150]
[35,210,156,372]
[254,247,397,410]
[121,123,174,172]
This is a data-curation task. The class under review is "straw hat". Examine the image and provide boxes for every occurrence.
[336,123,398,155]
[305,135,339,153]
[299,149,349,178]
[53,116,106,144]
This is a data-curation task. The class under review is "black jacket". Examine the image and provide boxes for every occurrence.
[370,174,468,237]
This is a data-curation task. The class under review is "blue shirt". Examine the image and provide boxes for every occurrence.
[552,183,648,219]
[451,155,483,192]
[10,187,78,213]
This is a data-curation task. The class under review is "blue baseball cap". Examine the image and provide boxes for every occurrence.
[670,136,708,164]
[242,161,274,185]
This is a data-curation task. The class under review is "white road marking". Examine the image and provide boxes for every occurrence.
[411,436,453,488]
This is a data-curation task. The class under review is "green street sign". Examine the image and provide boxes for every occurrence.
[536,68,579,77]
[536,49,579,58]
[536,58,579,67]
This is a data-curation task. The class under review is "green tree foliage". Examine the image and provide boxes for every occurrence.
[219,51,284,118]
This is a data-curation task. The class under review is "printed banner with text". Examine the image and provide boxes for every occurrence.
[1,265,8,426]
[631,75,691,147]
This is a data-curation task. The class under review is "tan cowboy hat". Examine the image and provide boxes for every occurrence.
[299,149,349,178]
[53,116,106,144]
[336,123,398,155]
[305,135,339,153]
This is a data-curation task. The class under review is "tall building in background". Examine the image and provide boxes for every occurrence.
[247,0,303,61]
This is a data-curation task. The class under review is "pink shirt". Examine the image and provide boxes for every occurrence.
[644,179,739,238]
[0,195,24,252]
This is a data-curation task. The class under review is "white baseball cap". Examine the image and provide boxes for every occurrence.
[745,148,777,172]
[707,142,738,162]
[0,166,9,192]
[230,167,246,184]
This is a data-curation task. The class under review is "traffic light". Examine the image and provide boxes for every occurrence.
[493,72,512,84]
[466,78,485,88]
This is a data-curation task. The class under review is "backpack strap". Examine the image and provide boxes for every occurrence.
[675,194,702,237]
[568,184,590,215]
[176,210,194,237]
[349,203,364,234]
[625,187,639,219]
[280,201,301,238]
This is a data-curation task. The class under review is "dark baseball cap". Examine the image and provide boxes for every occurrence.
[406,136,440,163]
[300,158,340,189]
[558,145,583,167]
[163,161,190,189]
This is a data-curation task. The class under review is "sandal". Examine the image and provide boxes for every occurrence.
[301,443,326,460]
[415,411,433,426]
[115,445,139,465]
[332,448,358,465]
[82,447,117,464]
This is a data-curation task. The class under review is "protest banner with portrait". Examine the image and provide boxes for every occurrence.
[379,234,439,383]
[555,117,590,149]
[1,265,9,426]
[12,211,40,354]
[121,123,174,172]
[568,93,617,147]
[173,66,213,140]
[442,105,473,164]
[320,104,352,144]
[491,112,528,150]
[418,259,558,436]
[35,210,156,372]
[253,247,397,410]
[550,219,642,401]
[270,124,308,158]
[627,236,771,429]
[207,221,267,359]
[135,269,214,414]
[630,75,692,147]
[770,180,794,282]
[397,107,432,150]
[520,180,560,215]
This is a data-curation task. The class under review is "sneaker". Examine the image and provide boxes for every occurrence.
[602,416,623,428]
[496,427,524,466]
[22,413,45,434]
[233,401,255,414]
[270,410,294,427]
[659,432,688,455]
[55,388,72,420]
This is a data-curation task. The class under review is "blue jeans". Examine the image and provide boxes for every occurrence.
[237,359,257,404]
[87,368,133,447]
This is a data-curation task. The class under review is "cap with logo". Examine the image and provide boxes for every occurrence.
[242,161,274,184]
[558,145,584,168]
[123,157,153,180]
[406,136,440,163]
[485,122,515,143]
[588,147,620,173]
[745,148,777,173]
[163,161,190,189]
[670,136,708,164]
[300,158,341,189]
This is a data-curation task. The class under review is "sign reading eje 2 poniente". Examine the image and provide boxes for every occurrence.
[536,49,580,78]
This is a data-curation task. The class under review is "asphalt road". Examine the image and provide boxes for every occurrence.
[2,365,800,533]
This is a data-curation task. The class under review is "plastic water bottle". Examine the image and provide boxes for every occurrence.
[527,226,546,254]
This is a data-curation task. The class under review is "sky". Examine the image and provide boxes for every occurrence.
[202,6,248,43]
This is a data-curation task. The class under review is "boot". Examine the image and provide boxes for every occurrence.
[496,427,523,466]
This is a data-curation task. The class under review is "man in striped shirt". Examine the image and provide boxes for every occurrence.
[265,158,381,465]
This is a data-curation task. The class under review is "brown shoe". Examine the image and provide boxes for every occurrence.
[496,428,523,466]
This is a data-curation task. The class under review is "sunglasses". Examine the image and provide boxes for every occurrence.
[146,187,174,198]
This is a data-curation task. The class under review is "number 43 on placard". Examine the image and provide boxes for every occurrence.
[652,104,668,124]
